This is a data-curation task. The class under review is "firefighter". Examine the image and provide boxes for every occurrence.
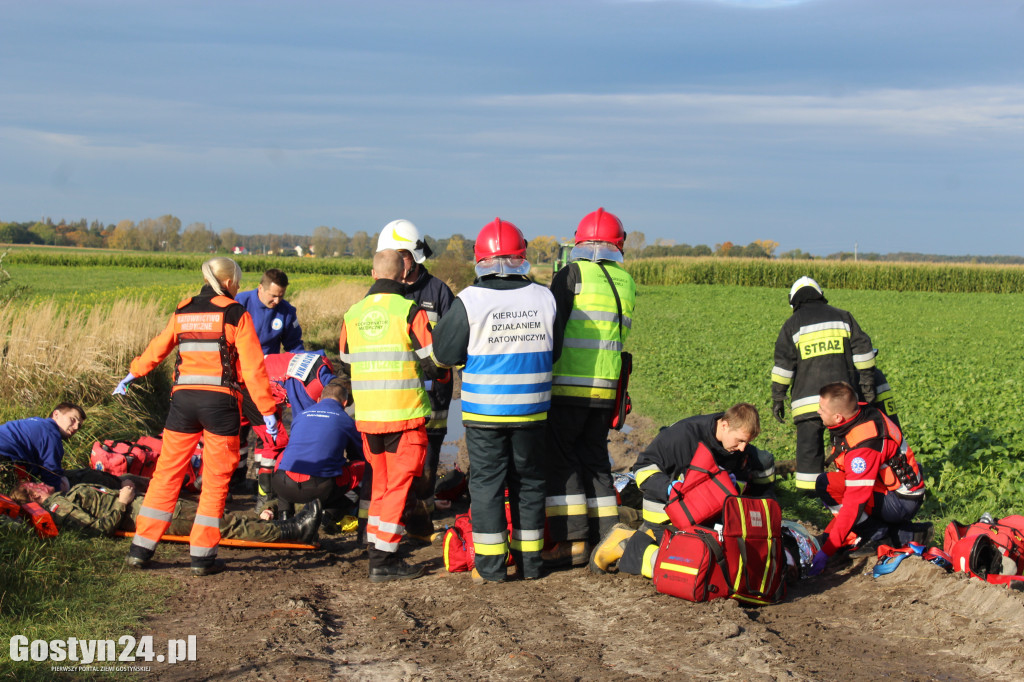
[234,268,303,489]
[431,218,562,583]
[11,480,322,545]
[542,208,636,568]
[589,403,775,576]
[0,403,86,490]
[771,276,876,494]
[255,350,337,515]
[806,382,931,576]
[114,257,279,576]
[270,379,363,528]
[373,219,456,542]
[338,249,445,582]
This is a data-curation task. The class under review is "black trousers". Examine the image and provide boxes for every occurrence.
[466,425,547,581]
[544,404,617,544]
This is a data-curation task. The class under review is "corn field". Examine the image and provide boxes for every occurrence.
[5,250,372,277]
[626,257,1024,294]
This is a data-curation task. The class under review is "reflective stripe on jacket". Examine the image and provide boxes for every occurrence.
[552,260,636,407]
[129,286,276,415]
[342,292,431,428]
[458,283,556,425]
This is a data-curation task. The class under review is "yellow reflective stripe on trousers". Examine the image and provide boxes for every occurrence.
[641,544,659,579]
[587,496,619,518]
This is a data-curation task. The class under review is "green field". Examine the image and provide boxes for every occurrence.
[629,283,1024,529]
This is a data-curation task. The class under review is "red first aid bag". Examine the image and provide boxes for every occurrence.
[442,512,476,573]
[721,496,786,605]
[665,444,739,530]
[90,436,163,477]
[944,514,1024,583]
[652,527,731,602]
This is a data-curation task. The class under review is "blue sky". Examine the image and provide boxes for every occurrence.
[2,0,1024,255]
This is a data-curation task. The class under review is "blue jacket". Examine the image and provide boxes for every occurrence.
[236,289,304,354]
[0,417,66,487]
[275,399,362,478]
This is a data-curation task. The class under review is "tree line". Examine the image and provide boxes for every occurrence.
[2,217,1020,265]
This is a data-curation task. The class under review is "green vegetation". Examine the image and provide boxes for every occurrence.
[4,249,371,278]
[0,520,176,681]
[627,283,1024,531]
[627,257,1024,294]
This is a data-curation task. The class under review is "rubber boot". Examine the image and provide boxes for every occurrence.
[588,523,637,574]
[368,546,423,583]
[541,541,591,568]
[274,499,323,543]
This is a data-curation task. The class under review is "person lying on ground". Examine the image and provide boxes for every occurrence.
[590,402,776,577]
[805,381,932,576]
[11,476,322,546]
[0,403,86,491]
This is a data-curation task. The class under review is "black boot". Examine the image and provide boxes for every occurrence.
[367,546,423,583]
[275,499,323,543]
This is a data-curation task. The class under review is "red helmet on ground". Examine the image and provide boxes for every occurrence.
[575,208,625,251]
[474,218,527,262]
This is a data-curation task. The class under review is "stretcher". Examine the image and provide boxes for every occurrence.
[114,530,318,550]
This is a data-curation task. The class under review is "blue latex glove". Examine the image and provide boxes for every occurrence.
[113,372,136,395]
[667,479,684,500]
[263,414,279,440]
[807,549,829,577]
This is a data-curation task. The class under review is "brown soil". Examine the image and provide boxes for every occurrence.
[138,417,1024,681]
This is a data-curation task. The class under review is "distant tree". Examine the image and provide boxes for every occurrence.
[311,226,331,258]
[182,222,217,253]
[350,231,372,258]
[155,214,182,250]
[30,222,57,246]
[527,235,558,264]
[778,249,814,260]
[108,220,138,250]
[328,228,349,257]
[624,231,646,258]
[0,223,43,244]
[753,239,779,257]
[715,241,734,257]
[692,244,712,257]
[219,227,238,253]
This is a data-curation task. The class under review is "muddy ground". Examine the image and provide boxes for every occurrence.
[133,418,1024,681]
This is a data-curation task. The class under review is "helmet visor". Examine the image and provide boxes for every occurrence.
[570,242,624,264]
[474,256,531,278]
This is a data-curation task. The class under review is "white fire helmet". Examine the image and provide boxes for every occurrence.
[376,219,432,263]
[788,276,822,308]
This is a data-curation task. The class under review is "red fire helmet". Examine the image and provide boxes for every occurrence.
[575,208,625,251]
[474,218,527,262]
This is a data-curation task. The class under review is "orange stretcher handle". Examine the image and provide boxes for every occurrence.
[114,530,318,551]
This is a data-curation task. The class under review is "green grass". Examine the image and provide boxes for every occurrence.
[0,520,176,681]
[626,283,1024,532]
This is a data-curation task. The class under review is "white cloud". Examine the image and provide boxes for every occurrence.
[470,86,1024,138]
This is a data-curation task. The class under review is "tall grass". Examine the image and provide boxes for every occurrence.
[291,279,370,352]
[627,257,1024,293]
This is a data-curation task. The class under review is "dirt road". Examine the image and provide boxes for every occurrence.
[137,422,1024,681]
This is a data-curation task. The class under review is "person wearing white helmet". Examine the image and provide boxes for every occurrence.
[771,276,876,495]
[366,220,455,542]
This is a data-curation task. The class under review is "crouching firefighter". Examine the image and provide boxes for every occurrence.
[805,381,931,577]
[589,403,776,577]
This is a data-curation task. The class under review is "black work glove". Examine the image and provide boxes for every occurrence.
[772,400,786,424]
